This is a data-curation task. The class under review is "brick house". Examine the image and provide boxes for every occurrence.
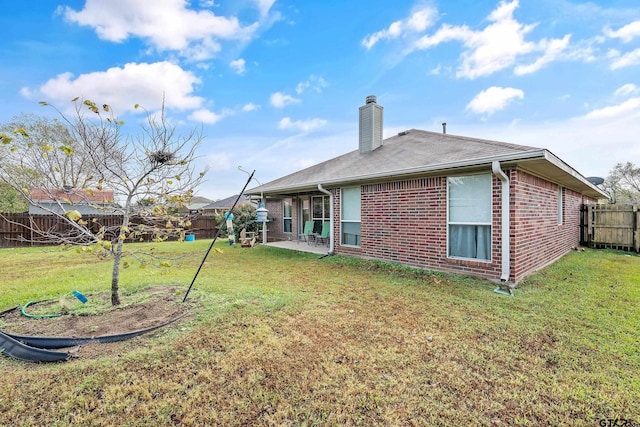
[29,188,117,215]
[246,96,607,285]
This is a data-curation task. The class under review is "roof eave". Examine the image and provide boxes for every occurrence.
[247,150,548,195]
[250,150,609,200]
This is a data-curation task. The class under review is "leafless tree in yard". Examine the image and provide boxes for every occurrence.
[0,98,207,305]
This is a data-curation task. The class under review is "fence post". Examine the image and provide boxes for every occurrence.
[586,205,594,248]
[634,205,639,253]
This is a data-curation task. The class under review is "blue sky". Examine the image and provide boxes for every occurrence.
[1,0,639,200]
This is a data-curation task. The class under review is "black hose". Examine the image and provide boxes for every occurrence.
[183,170,255,303]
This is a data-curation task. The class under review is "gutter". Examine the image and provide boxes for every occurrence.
[491,161,512,288]
[248,150,548,195]
[542,150,609,199]
[317,184,335,254]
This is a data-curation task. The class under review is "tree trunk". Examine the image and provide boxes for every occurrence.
[111,241,123,306]
[111,212,130,306]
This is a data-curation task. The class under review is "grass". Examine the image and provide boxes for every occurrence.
[0,242,638,426]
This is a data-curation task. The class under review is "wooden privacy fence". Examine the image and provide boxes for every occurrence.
[580,204,639,252]
[0,213,219,248]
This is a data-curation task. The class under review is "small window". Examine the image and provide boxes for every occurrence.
[341,187,361,246]
[283,198,292,233]
[558,187,563,225]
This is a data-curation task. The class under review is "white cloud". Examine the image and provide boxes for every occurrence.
[205,152,234,172]
[412,0,572,79]
[455,3,538,79]
[406,8,434,32]
[614,84,640,98]
[188,108,229,124]
[610,48,640,69]
[413,23,472,50]
[254,0,276,17]
[466,86,524,115]
[20,61,204,114]
[604,20,640,43]
[362,6,437,49]
[242,102,259,112]
[229,58,246,75]
[582,97,640,120]
[270,91,300,108]
[278,117,327,133]
[61,0,259,60]
[514,35,571,75]
[363,21,403,49]
[607,48,621,59]
[295,75,328,94]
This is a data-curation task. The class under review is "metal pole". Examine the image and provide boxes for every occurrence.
[182,170,255,303]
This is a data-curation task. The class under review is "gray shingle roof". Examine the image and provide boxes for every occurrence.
[248,129,542,194]
[202,194,250,209]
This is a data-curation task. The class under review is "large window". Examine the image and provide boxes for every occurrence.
[312,196,330,233]
[448,175,491,261]
[341,186,361,246]
[283,198,292,233]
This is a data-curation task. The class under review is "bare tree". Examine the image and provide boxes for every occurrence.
[0,99,206,305]
[603,162,640,204]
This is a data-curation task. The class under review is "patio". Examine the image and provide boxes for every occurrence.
[263,239,330,255]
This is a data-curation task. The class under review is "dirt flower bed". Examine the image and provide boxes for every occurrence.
[0,286,192,359]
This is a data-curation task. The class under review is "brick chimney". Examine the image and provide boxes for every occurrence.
[359,95,383,153]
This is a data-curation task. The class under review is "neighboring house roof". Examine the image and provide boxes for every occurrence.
[247,129,608,199]
[190,196,213,204]
[202,194,251,210]
[29,188,115,204]
[184,196,213,211]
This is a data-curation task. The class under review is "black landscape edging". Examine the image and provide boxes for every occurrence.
[0,312,188,362]
[0,331,70,363]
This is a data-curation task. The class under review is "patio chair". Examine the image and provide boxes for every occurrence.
[315,221,331,246]
[298,220,315,244]
[239,228,256,248]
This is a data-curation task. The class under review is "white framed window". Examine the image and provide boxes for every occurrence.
[558,186,563,225]
[341,186,361,246]
[312,196,330,234]
[283,198,292,233]
[447,174,491,261]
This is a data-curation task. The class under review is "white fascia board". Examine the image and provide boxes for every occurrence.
[542,150,609,199]
[249,150,548,195]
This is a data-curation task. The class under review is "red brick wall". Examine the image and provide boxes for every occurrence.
[510,169,590,281]
[265,169,594,283]
[336,176,503,280]
[265,199,284,240]
[265,198,298,241]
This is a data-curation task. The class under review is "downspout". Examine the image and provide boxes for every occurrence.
[317,184,335,254]
[491,161,512,290]
[261,191,267,245]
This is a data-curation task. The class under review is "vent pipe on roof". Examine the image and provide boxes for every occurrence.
[359,95,383,153]
[442,123,447,134]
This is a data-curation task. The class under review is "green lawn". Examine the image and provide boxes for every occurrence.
[0,242,638,426]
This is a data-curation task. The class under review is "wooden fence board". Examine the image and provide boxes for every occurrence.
[581,204,639,252]
[0,213,219,248]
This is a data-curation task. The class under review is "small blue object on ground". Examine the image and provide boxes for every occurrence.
[72,290,88,304]
[185,234,195,242]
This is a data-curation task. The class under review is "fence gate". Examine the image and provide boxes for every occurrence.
[581,204,639,252]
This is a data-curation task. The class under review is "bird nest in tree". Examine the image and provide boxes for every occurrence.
[149,150,175,165]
